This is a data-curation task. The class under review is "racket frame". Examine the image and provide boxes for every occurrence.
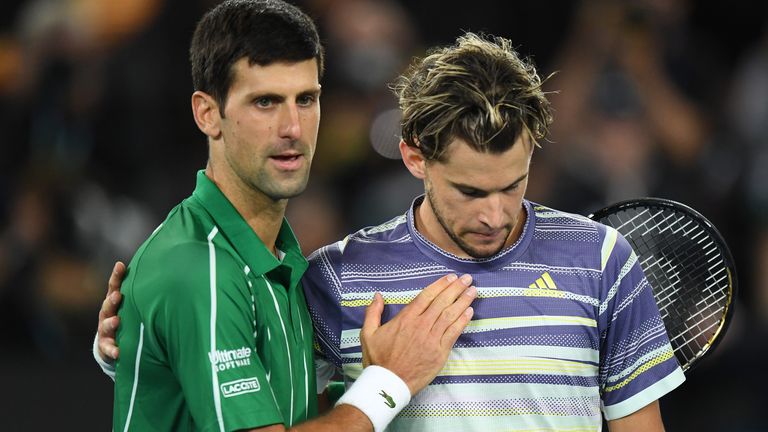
[589,197,737,372]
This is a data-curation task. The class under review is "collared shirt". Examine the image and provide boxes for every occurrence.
[114,171,316,431]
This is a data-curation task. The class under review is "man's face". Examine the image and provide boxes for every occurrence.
[218,58,321,201]
[421,136,532,259]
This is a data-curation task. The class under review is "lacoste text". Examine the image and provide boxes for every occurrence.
[220,378,261,398]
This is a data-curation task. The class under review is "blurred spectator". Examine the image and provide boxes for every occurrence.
[728,18,768,323]
[0,176,65,358]
[546,0,733,214]
[302,0,422,229]
[0,0,168,362]
[285,183,344,257]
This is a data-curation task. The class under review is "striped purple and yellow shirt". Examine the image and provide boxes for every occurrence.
[304,197,685,431]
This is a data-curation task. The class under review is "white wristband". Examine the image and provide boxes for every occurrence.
[335,366,411,432]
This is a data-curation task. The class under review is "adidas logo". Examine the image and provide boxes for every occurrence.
[528,271,557,289]
[525,272,563,298]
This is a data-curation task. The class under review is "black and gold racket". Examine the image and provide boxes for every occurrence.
[589,198,737,373]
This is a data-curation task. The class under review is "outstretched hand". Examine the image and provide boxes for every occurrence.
[96,261,126,362]
[360,274,476,395]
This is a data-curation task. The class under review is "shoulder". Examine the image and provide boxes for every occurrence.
[307,213,410,268]
[125,207,242,302]
[529,202,631,252]
[304,213,411,290]
[530,202,605,235]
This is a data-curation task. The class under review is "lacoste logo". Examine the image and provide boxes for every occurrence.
[379,390,396,408]
[529,271,557,289]
[220,377,260,398]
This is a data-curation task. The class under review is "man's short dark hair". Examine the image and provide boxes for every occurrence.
[190,0,324,115]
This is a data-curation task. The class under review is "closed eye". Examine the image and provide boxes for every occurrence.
[458,187,487,198]
[452,173,527,198]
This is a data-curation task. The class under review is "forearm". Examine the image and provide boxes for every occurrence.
[289,404,372,432]
[243,405,372,432]
[607,400,664,432]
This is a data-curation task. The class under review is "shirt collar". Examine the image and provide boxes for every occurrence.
[190,170,307,278]
[405,194,534,272]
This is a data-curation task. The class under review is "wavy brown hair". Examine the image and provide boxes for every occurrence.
[394,32,553,161]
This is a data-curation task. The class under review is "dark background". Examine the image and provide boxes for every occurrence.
[1,0,767,429]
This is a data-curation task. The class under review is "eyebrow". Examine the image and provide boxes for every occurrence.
[449,172,529,193]
[247,87,322,102]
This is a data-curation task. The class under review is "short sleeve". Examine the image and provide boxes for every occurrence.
[303,243,345,369]
[597,230,686,420]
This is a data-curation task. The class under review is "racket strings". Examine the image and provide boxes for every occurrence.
[639,219,724,362]
[599,206,731,370]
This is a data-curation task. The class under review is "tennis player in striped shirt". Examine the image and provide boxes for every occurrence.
[304,33,684,431]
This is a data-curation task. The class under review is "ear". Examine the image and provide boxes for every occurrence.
[399,140,427,180]
[191,91,222,139]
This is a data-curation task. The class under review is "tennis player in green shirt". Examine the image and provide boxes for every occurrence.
[94,1,477,431]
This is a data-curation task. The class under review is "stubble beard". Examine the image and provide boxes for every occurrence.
[425,186,511,259]
[252,165,311,202]
[232,141,313,202]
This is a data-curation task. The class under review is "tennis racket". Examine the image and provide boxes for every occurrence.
[589,198,736,373]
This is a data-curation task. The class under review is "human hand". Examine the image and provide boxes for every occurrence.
[360,274,476,395]
[96,261,126,362]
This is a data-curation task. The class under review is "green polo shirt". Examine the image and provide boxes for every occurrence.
[113,171,317,431]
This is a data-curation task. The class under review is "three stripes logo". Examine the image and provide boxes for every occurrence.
[525,271,564,297]
[529,271,557,289]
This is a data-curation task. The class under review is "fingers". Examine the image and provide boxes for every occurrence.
[440,306,474,348]
[361,292,384,339]
[403,274,458,316]
[361,293,384,368]
[430,285,476,336]
[99,315,121,337]
[97,315,121,361]
[421,274,474,323]
[100,262,125,319]
[108,261,126,295]
[98,289,123,324]
[97,261,126,362]
[98,336,120,361]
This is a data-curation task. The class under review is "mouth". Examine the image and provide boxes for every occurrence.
[467,229,505,243]
[269,153,304,171]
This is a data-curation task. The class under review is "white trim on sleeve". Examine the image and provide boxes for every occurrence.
[92,333,116,381]
[602,367,686,420]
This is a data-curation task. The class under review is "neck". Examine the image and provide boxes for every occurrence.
[415,197,466,257]
[414,196,527,259]
[205,162,285,255]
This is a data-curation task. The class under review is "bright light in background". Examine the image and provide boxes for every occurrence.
[369,108,402,159]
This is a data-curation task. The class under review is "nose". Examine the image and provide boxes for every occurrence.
[278,103,302,140]
[478,194,505,229]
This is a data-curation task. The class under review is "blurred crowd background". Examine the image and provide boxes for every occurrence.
[1,0,767,429]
